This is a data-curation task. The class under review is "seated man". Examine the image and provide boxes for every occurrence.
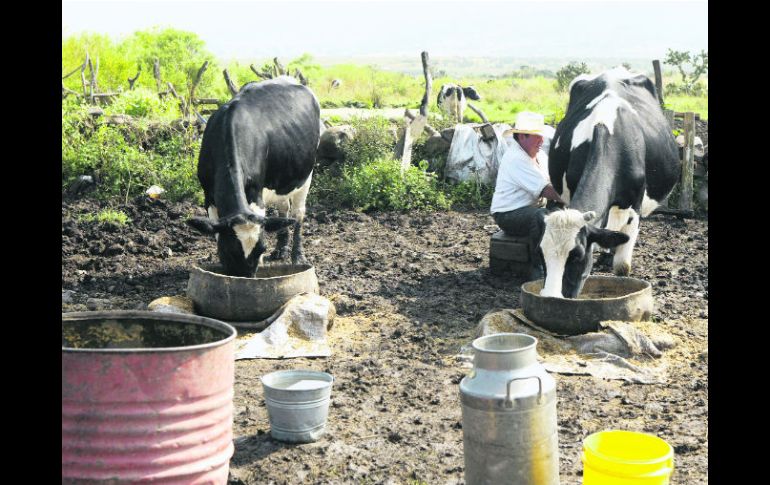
[490,111,566,280]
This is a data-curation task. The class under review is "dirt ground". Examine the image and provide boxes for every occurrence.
[61,191,707,484]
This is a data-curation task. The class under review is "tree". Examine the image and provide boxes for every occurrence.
[555,62,590,92]
[664,49,708,95]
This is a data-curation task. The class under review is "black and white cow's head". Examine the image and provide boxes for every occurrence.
[187,211,295,277]
[538,209,630,299]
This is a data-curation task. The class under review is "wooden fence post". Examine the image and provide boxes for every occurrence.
[153,58,162,94]
[128,67,141,90]
[395,51,431,172]
[81,52,90,97]
[223,69,238,96]
[679,112,696,212]
[652,59,664,107]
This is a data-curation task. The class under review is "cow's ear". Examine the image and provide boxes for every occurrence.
[586,226,630,249]
[187,217,219,234]
[262,217,296,233]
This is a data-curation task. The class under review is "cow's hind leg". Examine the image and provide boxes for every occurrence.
[288,172,313,265]
[606,206,640,276]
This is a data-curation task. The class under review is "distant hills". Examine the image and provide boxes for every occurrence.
[239,55,695,79]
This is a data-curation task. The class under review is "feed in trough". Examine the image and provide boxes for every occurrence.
[520,275,654,335]
[186,262,320,322]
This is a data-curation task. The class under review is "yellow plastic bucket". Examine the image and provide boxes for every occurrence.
[582,430,674,485]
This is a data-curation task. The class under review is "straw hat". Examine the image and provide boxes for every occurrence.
[503,111,547,136]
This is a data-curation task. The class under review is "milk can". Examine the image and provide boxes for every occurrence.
[460,333,560,485]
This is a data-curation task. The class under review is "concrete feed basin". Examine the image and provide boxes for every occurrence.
[520,275,654,335]
[187,263,319,322]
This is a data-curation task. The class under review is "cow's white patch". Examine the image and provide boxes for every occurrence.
[249,202,266,218]
[539,209,589,298]
[561,173,571,205]
[605,205,631,232]
[611,208,639,276]
[233,222,261,258]
[570,90,638,150]
[438,85,466,123]
[640,192,659,218]
[207,206,220,241]
[262,172,312,221]
[568,66,640,93]
[554,136,560,149]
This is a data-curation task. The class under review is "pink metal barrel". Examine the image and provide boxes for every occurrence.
[62,311,237,484]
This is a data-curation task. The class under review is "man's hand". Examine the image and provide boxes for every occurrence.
[540,184,567,206]
[546,199,566,211]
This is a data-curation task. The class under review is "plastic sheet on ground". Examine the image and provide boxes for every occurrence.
[235,293,336,360]
[462,308,675,384]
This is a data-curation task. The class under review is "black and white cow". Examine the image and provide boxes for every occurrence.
[538,67,680,298]
[437,84,481,122]
[187,76,321,277]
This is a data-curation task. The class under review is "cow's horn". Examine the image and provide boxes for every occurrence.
[582,211,597,222]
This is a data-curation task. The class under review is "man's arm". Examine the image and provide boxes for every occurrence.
[540,184,567,206]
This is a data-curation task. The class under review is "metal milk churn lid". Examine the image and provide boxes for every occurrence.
[459,333,560,485]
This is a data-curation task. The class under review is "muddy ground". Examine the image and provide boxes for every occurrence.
[61,192,707,484]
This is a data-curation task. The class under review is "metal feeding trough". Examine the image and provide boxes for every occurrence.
[187,263,319,322]
[520,276,654,335]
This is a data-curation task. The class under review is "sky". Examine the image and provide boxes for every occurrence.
[61,0,708,61]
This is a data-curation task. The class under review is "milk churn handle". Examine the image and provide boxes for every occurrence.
[504,376,543,408]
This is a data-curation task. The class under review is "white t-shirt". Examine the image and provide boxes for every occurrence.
[490,139,551,214]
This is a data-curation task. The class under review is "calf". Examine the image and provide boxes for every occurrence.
[187,76,321,277]
[437,84,481,123]
[539,67,680,298]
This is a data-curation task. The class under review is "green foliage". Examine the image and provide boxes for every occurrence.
[78,209,130,225]
[104,87,180,119]
[664,49,708,95]
[555,62,591,92]
[63,28,221,99]
[335,158,450,212]
[62,104,202,201]
[341,116,397,166]
[446,179,495,209]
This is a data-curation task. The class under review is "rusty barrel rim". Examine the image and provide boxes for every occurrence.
[62,310,236,353]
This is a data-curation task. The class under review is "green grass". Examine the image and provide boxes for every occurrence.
[78,209,130,225]
[664,95,708,120]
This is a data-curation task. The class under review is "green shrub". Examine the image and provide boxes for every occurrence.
[335,158,450,212]
[61,109,203,202]
[555,62,591,92]
[63,28,221,99]
[78,209,130,225]
[104,88,180,119]
[446,179,494,209]
[341,116,397,166]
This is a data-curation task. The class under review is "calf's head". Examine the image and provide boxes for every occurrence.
[187,212,295,277]
[538,209,629,299]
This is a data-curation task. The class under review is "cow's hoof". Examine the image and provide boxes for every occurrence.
[292,254,309,266]
[267,248,291,261]
[613,262,631,276]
